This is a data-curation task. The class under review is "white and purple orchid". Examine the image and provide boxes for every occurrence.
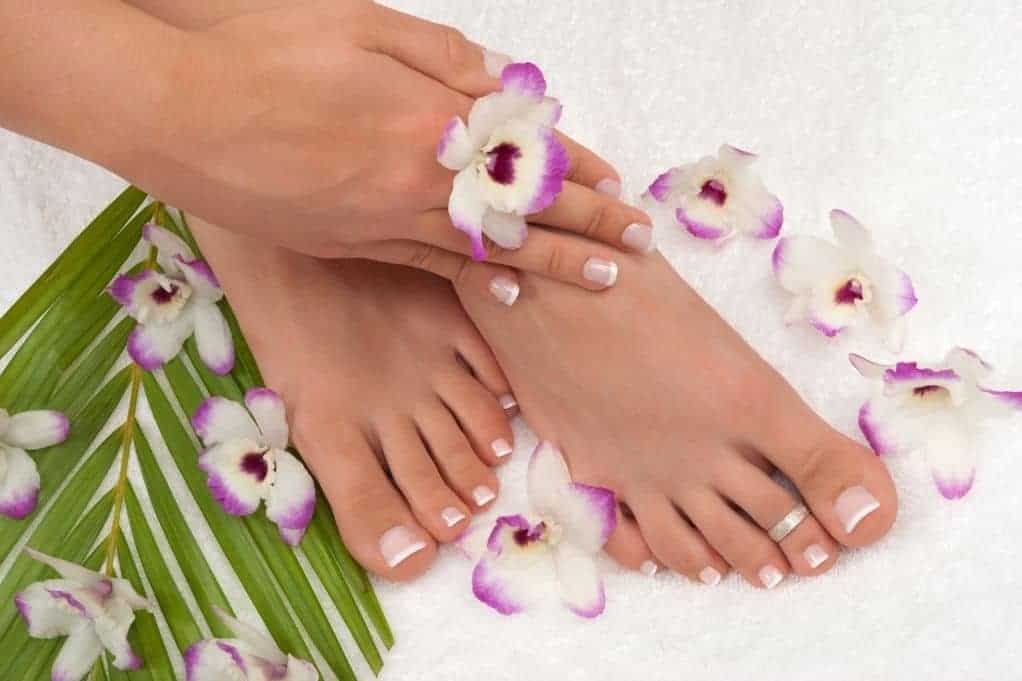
[437,62,568,260]
[773,210,918,350]
[851,348,1022,500]
[184,606,317,681]
[644,144,783,242]
[0,407,69,519]
[467,442,616,618]
[108,224,234,375]
[15,548,152,681]
[192,389,315,546]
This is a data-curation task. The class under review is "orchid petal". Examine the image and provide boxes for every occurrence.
[857,399,902,456]
[482,209,528,250]
[183,639,244,681]
[126,309,195,371]
[23,548,108,588]
[437,117,475,171]
[923,418,975,500]
[946,347,994,381]
[198,439,268,516]
[849,353,890,379]
[51,622,104,681]
[484,514,533,554]
[527,442,572,517]
[0,446,40,519]
[245,388,289,450]
[4,410,70,450]
[107,270,161,318]
[176,259,223,302]
[500,62,546,98]
[264,450,315,545]
[771,236,845,294]
[448,168,488,260]
[554,542,605,618]
[522,97,562,127]
[471,554,528,615]
[477,121,567,216]
[864,260,918,320]
[283,655,320,681]
[645,167,682,202]
[829,209,873,254]
[192,397,260,447]
[467,92,535,149]
[729,179,783,239]
[15,581,82,638]
[96,598,143,670]
[143,223,194,273]
[213,606,285,663]
[192,302,235,376]
[980,388,1022,412]
[718,144,758,167]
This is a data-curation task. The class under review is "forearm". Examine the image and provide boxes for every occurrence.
[0,0,186,171]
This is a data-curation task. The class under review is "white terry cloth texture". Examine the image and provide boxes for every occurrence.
[2,1,1021,679]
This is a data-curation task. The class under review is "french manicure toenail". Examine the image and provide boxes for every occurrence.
[804,544,829,568]
[472,485,496,507]
[441,507,466,528]
[622,223,655,253]
[834,485,880,534]
[699,566,721,586]
[583,258,619,287]
[491,438,513,458]
[640,560,658,577]
[595,178,622,198]
[489,276,520,306]
[483,49,512,78]
[759,565,783,589]
[498,394,517,412]
[379,526,427,568]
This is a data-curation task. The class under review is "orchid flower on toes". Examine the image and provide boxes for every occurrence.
[0,406,69,519]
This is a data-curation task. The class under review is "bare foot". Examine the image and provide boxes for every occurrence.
[454,251,897,588]
[192,219,516,580]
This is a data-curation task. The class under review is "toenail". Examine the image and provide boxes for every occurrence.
[491,438,513,458]
[441,507,466,528]
[639,560,658,577]
[759,565,784,589]
[498,394,517,412]
[699,566,721,586]
[379,526,427,568]
[472,485,496,507]
[834,486,880,534]
[583,258,619,287]
[595,178,622,198]
[804,544,829,568]
[622,223,655,253]
[489,276,520,306]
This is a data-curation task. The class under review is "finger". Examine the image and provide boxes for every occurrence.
[557,132,623,196]
[341,239,523,307]
[532,182,655,254]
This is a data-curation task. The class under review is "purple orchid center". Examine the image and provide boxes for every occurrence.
[698,179,728,205]
[240,451,269,482]
[513,521,547,547]
[151,284,180,305]
[913,385,945,397]
[486,142,522,185]
[835,278,865,305]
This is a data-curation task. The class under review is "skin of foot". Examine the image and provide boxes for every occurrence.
[452,248,898,588]
[190,218,517,581]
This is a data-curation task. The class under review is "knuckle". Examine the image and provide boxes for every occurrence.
[406,244,437,272]
[442,26,470,72]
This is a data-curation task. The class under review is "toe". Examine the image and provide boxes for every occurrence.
[715,455,839,576]
[377,416,473,542]
[603,506,659,577]
[300,428,436,581]
[454,330,513,399]
[415,400,500,511]
[629,491,729,586]
[682,490,791,590]
[435,369,515,466]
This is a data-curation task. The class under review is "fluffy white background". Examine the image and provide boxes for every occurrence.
[2,1,1021,679]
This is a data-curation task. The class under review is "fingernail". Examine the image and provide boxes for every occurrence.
[441,507,466,528]
[595,178,622,198]
[489,276,520,306]
[640,560,658,577]
[498,394,518,412]
[583,258,619,287]
[699,566,721,586]
[491,438,513,458]
[472,485,496,507]
[759,565,784,589]
[834,485,880,534]
[622,223,655,253]
[483,49,512,78]
[379,526,427,568]
[804,544,829,569]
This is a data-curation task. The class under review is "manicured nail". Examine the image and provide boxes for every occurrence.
[759,565,783,589]
[595,178,622,198]
[639,560,658,577]
[498,394,517,412]
[491,438,513,458]
[621,223,655,253]
[489,276,520,306]
[583,258,618,287]
[483,49,512,78]
[834,485,880,534]
[440,507,466,528]
[699,566,721,586]
[804,544,829,569]
[379,526,427,568]
[472,485,496,507]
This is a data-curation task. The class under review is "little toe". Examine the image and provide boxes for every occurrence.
[629,492,729,586]
[416,401,500,510]
[377,417,473,542]
[435,369,515,466]
[683,490,791,590]
[602,506,659,577]
[716,455,839,576]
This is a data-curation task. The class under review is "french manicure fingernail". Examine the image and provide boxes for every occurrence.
[483,49,512,78]
[622,223,655,253]
[583,258,618,287]
[834,485,880,534]
[440,507,466,528]
[489,276,520,306]
[804,544,829,569]
[379,526,427,568]
[699,566,722,586]
[759,565,784,589]
[491,438,513,458]
[498,394,517,412]
[640,560,658,577]
[473,485,496,507]
[595,178,622,198]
